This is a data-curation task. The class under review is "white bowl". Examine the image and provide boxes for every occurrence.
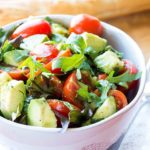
[0,15,146,150]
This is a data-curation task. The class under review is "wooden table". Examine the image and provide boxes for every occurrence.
[105,10,150,62]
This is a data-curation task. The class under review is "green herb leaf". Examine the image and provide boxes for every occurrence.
[44,16,53,24]
[52,54,86,72]
[96,80,114,103]
[51,34,67,43]
[0,40,15,61]
[107,70,141,83]
[67,33,86,54]
[78,60,94,75]
[77,82,101,109]
[0,23,20,47]
[19,57,50,85]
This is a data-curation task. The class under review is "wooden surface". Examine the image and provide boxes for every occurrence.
[0,9,149,62]
[105,10,150,62]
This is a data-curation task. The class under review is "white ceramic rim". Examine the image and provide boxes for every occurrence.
[0,14,146,133]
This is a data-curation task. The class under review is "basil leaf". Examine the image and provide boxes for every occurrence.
[107,70,141,83]
[52,54,85,72]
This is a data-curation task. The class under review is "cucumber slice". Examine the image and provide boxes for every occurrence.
[3,50,28,67]
[0,80,26,120]
[0,72,12,87]
[92,96,117,121]
[27,98,57,128]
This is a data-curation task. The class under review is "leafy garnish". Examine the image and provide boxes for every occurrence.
[77,82,101,108]
[19,57,50,85]
[0,36,23,61]
[78,60,94,75]
[51,34,67,43]
[67,33,86,54]
[107,70,141,83]
[96,80,115,103]
[0,23,20,46]
[52,54,85,72]
[45,16,53,24]
[0,40,14,61]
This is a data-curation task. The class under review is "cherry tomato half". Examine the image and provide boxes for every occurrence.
[118,59,138,92]
[123,59,138,74]
[98,74,107,80]
[109,90,128,110]
[8,69,29,80]
[11,19,51,39]
[69,14,103,36]
[63,72,82,108]
[48,99,79,117]
[30,44,59,64]
[44,49,72,74]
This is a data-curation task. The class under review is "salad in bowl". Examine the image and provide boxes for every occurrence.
[0,14,141,129]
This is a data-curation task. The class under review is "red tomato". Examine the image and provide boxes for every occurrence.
[98,74,107,80]
[11,19,51,39]
[30,44,59,64]
[57,49,72,57]
[93,89,101,96]
[69,14,103,36]
[63,72,82,108]
[48,99,79,117]
[109,90,128,110]
[44,49,72,74]
[123,59,138,74]
[118,59,138,92]
[8,69,29,80]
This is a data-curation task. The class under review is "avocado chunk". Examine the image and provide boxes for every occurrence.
[92,96,117,121]
[51,23,69,36]
[20,34,49,51]
[81,32,107,58]
[0,72,12,87]
[94,50,124,74]
[27,98,57,128]
[0,80,26,120]
[3,50,28,67]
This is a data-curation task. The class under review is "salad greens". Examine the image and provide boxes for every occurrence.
[0,15,141,130]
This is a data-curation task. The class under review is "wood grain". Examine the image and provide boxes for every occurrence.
[105,10,150,62]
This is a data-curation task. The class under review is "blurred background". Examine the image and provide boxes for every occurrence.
[0,0,149,61]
